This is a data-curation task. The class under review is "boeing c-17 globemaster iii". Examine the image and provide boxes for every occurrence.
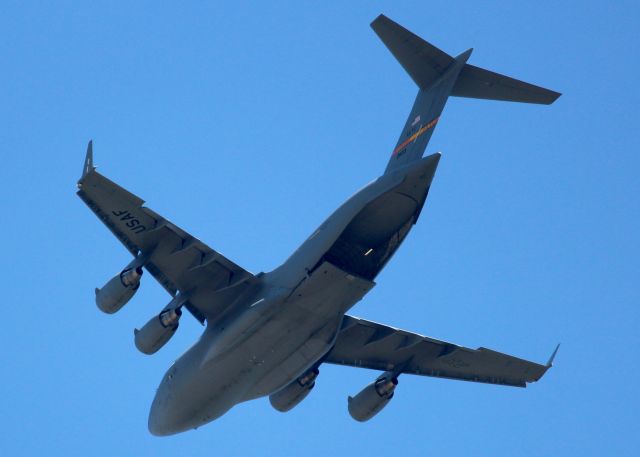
[77,15,561,436]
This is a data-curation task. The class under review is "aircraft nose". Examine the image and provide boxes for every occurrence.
[149,388,196,436]
[150,394,205,436]
[148,386,175,436]
[148,409,172,437]
[148,365,191,436]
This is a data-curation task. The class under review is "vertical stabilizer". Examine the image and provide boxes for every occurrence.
[372,15,469,174]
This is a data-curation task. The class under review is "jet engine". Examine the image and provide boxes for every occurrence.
[269,368,319,412]
[95,266,143,314]
[348,373,398,422]
[134,307,182,355]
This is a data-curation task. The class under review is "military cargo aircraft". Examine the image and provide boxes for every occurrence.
[77,15,560,435]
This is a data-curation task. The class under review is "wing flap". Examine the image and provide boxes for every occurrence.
[325,315,549,387]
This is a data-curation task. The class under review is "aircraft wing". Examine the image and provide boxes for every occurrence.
[325,315,556,387]
[76,142,254,323]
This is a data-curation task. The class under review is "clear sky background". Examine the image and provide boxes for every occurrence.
[1,1,638,456]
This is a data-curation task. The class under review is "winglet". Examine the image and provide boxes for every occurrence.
[79,140,94,183]
[546,343,560,367]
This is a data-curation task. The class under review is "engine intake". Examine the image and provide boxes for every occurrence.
[134,308,182,355]
[95,266,143,314]
[348,373,398,422]
[269,368,319,412]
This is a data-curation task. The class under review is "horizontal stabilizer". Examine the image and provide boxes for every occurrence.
[452,63,561,104]
[371,14,454,90]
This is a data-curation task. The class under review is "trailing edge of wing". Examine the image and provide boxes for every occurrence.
[325,315,552,388]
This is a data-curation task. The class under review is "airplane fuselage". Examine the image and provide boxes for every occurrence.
[148,154,440,435]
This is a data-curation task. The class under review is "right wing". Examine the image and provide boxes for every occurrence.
[325,315,556,387]
[76,142,255,323]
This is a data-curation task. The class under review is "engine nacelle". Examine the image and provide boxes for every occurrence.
[269,368,319,412]
[134,308,181,355]
[348,374,398,422]
[95,267,143,314]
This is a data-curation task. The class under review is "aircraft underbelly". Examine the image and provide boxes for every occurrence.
[239,261,375,399]
[152,261,374,434]
[151,165,433,434]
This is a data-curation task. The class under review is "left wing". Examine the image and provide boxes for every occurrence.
[325,315,556,387]
[76,142,255,323]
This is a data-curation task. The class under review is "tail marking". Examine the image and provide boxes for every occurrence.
[392,116,440,158]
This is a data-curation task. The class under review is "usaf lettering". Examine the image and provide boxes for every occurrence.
[112,210,146,234]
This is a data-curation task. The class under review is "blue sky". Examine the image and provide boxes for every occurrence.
[1,1,638,456]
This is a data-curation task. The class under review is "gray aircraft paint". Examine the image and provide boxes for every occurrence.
[77,14,561,436]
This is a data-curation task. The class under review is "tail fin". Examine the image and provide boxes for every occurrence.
[371,14,561,174]
[372,15,470,173]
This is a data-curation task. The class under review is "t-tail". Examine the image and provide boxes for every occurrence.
[372,14,561,174]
